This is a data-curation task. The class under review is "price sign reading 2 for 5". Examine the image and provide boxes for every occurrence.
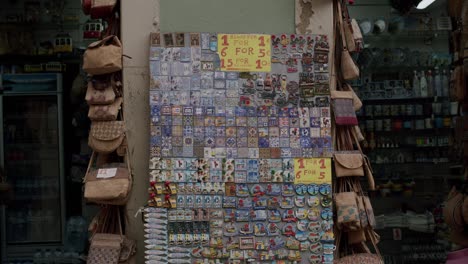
[294,158,332,184]
[217,34,271,72]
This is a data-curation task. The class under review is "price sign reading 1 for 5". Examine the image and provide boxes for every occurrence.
[294,158,332,184]
[217,34,271,72]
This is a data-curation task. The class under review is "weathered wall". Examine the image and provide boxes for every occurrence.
[121,1,333,262]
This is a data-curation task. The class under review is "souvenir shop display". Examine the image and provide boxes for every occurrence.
[81,15,136,261]
[147,31,334,263]
[332,0,381,263]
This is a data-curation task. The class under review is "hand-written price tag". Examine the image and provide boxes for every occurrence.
[294,158,331,184]
[217,34,271,72]
[97,168,117,179]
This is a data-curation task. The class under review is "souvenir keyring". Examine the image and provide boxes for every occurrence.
[300,240,310,251]
[294,196,305,207]
[308,221,321,232]
[307,184,319,195]
[319,184,331,196]
[268,223,280,235]
[321,208,333,221]
[295,208,308,220]
[309,242,323,254]
[282,183,295,196]
[321,195,332,207]
[297,220,308,231]
[307,196,319,207]
[295,184,306,195]
[295,230,308,241]
[308,208,320,221]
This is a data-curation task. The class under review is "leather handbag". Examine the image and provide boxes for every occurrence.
[334,153,364,177]
[89,121,125,154]
[331,91,359,125]
[83,35,122,75]
[84,152,132,205]
[88,97,123,121]
[90,0,117,19]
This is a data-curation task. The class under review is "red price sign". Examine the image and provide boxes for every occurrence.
[217,34,271,72]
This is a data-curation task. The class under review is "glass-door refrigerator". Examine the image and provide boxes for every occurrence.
[0,73,64,262]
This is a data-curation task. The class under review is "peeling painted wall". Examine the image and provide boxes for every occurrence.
[121,1,333,263]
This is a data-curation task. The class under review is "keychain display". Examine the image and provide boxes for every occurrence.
[148,32,333,263]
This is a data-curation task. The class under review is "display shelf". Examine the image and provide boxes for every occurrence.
[0,22,82,31]
[362,97,437,103]
[362,128,453,133]
[0,54,82,64]
[372,161,452,166]
[358,115,455,120]
[363,30,449,41]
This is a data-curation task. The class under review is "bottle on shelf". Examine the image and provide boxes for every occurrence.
[420,70,428,97]
[426,70,433,97]
[412,71,420,97]
[442,70,449,97]
[434,68,442,97]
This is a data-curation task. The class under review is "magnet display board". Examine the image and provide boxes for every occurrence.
[147,32,334,264]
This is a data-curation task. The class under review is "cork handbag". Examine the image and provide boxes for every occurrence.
[331,91,359,125]
[88,121,125,154]
[333,153,364,177]
[88,97,123,121]
[83,35,122,75]
[88,207,135,264]
[84,151,132,205]
[335,191,361,231]
[337,0,359,80]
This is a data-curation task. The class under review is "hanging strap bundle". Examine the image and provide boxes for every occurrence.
[88,206,136,264]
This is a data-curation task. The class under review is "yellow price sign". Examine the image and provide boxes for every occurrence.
[217,34,271,72]
[294,158,332,184]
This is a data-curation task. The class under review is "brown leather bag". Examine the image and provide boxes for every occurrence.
[334,153,364,177]
[83,35,122,75]
[89,121,125,154]
[88,97,123,121]
[84,152,132,205]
